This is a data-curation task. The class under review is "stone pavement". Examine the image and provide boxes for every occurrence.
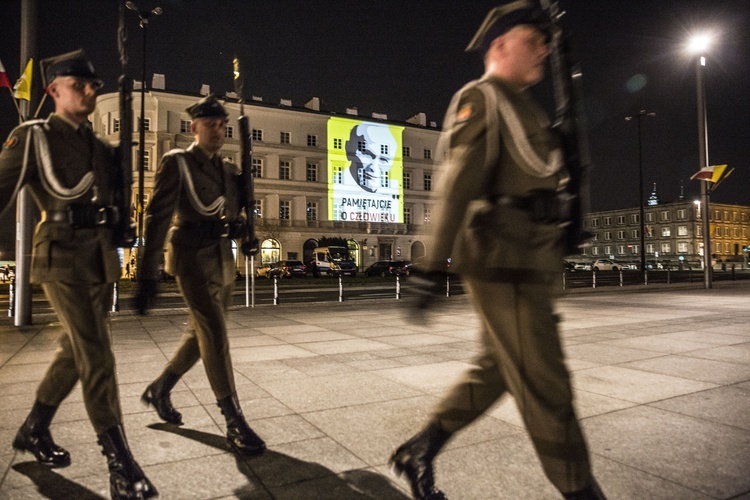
[1,282,749,499]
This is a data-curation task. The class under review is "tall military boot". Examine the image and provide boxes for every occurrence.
[97,426,158,499]
[141,370,182,425]
[389,422,452,500]
[563,479,607,500]
[217,394,266,455]
[12,400,71,467]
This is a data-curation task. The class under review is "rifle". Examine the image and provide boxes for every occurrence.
[540,0,592,254]
[233,56,260,256]
[113,0,136,247]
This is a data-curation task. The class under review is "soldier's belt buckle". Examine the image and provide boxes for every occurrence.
[95,207,109,225]
[219,223,230,237]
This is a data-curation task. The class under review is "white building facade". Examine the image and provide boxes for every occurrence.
[92,89,443,273]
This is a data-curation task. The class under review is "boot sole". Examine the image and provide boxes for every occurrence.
[140,389,183,425]
[12,435,72,468]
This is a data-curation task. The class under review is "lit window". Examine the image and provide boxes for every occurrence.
[279,200,290,220]
[306,202,317,221]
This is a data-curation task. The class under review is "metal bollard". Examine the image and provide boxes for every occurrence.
[562,271,566,290]
[592,270,596,288]
[619,269,623,287]
[396,274,401,299]
[111,281,120,312]
[338,274,344,302]
[273,275,280,305]
[446,274,451,297]
[667,268,671,284]
[645,270,648,286]
[8,278,14,317]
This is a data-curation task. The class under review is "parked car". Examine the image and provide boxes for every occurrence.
[591,258,620,271]
[255,262,278,278]
[365,261,399,277]
[563,260,576,272]
[275,260,306,278]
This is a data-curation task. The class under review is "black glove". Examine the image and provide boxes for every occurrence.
[134,278,158,315]
[407,269,447,323]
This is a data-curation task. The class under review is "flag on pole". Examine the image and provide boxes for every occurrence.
[0,58,12,89]
[690,164,728,183]
[12,58,33,101]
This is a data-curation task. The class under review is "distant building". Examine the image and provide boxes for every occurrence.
[92,89,443,272]
[577,194,750,269]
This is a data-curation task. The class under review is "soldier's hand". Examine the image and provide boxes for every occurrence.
[135,278,158,315]
[407,269,447,323]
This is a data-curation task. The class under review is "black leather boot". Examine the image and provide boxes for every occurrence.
[390,422,452,500]
[217,394,266,455]
[563,479,607,500]
[141,370,182,425]
[12,400,71,467]
[97,426,158,499]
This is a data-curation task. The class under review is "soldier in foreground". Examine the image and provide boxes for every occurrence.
[0,51,157,499]
[135,95,266,456]
[390,2,605,499]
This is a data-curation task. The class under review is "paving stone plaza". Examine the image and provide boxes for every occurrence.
[1,282,749,499]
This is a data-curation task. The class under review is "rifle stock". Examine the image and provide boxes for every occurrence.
[541,0,592,254]
[114,0,136,248]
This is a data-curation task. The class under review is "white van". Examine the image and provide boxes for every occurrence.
[311,246,357,277]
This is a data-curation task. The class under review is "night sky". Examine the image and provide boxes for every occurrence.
[1,0,749,222]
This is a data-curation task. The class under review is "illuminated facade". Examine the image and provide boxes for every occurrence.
[92,89,442,271]
[578,200,750,269]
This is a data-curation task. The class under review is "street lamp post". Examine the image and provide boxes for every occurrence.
[126,1,162,271]
[625,110,655,281]
[689,34,712,289]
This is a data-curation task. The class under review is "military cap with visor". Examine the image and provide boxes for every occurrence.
[40,49,103,89]
[466,0,551,53]
[186,94,229,119]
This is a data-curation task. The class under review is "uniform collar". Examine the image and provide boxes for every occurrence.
[49,112,89,132]
[187,141,220,163]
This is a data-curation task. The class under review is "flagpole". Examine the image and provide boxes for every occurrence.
[7,89,22,116]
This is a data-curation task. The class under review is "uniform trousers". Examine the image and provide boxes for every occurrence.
[165,273,236,400]
[38,281,122,433]
[432,277,593,493]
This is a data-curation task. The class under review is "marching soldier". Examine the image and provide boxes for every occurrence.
[0,50,157,499]
[135,94,266,456]
[390,2,605,499]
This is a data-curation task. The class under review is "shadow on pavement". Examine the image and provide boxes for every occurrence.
[12,461,105,499]
[147,423,410,499]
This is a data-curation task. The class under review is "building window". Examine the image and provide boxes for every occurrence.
[180,119,191,133]
[591,218,599,228]
[646,212,654,222]
[403,172,411,190]
[279,200,290,220]
[631,244,640,255]
[424,173,432,191]
[630,214,639,224]
[603,231,612,241]
[306,201,317,221]
[404,207,412,225]
[252,129,263,141]
[591,247,600,256]
[646,243,655,255]
[645,225,654,238]
[280,131,291,144]
[660,210,671,221]
[604,245,612,255]
[424,207,432,225]
[661,227,671,237]
[306,163,318,182]
[333,165,343,184]
[677,209,687,219]
[617,215,626,225]
[225,126,234,138]
[424,149,432,160]
[279,161,291,180]
[113,118,121,133]
[253,200,262,218]
[631,229,639,238]
[139,117,151,131]
[678,242,689,253]
[603,216,612,226]
[617,230,625,240]
[381,143,390,156]
[661,242,671,254]
[333,138,342,149]
[677,225,688,236]
[252,157,263,178]
[142,149,150,169]
[617,245,626,255]
[732,211,739,222]
[307,134,317,147]
[403,146,411,157]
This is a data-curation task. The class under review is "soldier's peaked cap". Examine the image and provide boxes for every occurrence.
[465,0,550,52]
[186,94,228,119]
[40,49,101,88]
